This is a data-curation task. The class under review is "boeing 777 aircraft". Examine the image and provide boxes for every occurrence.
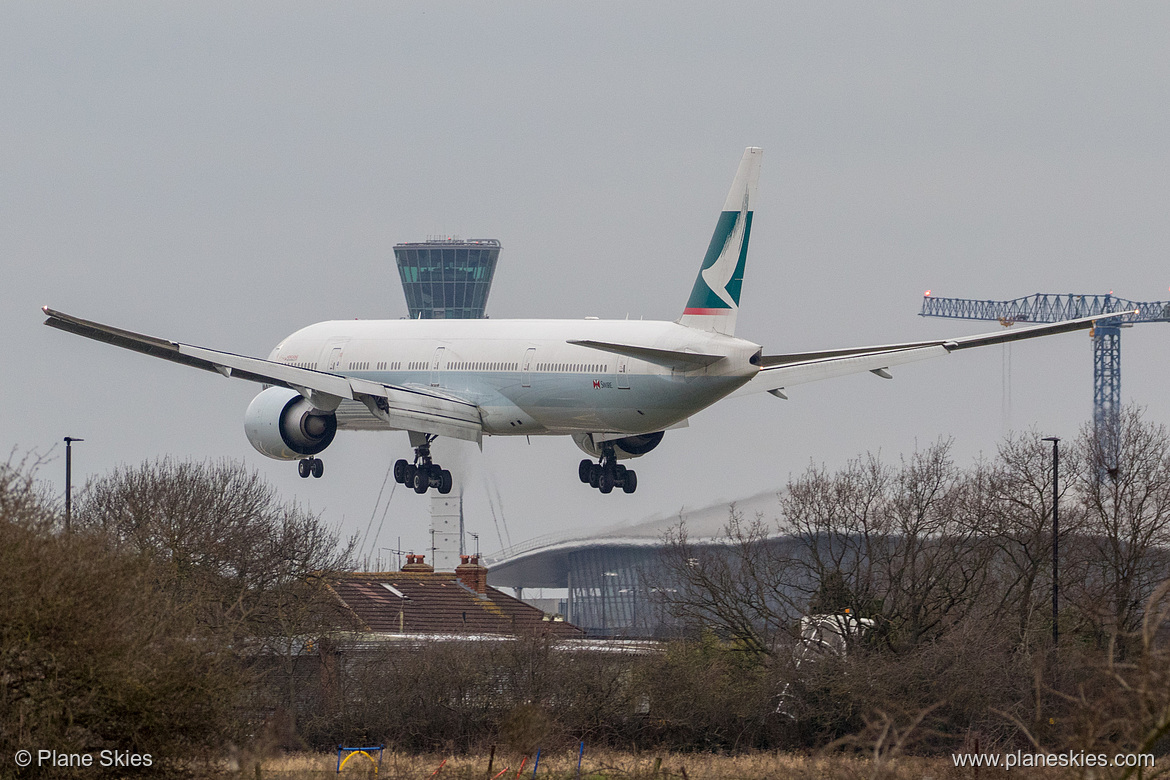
[44,148,1115,496]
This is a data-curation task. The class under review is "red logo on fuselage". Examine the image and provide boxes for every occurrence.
[593,380,601,389]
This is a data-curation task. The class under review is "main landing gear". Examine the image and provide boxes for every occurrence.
[393,435,453,495]
[297,457,324,479]
[578,443,637,494]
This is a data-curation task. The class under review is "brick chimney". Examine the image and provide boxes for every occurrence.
[401,553,434,573]
[455,554,488,596]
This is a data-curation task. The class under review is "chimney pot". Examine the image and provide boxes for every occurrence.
[455,556,488,596]
[402,554,433,573]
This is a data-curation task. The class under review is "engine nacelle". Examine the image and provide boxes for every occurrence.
[244,387,337,461]
[572,431,665,460]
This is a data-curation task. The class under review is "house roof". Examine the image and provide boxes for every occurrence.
[327,569,585,639]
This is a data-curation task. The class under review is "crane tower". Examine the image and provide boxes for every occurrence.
[920,292,1169,472]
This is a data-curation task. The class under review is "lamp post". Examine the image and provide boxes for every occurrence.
[1042,436,1060,648]
[63,437,83,531]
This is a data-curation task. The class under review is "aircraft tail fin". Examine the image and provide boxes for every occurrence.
[678,147,762,336]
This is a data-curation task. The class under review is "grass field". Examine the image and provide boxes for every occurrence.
[245,748,1085,779]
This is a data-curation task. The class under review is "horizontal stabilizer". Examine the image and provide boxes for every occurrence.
[567,339,725,369]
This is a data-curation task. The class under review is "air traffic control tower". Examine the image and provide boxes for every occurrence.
[393,237,501,571]
[393,238,501,320]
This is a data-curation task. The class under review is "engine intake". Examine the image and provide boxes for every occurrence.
[572,431,665,460]
[244,387,337,461]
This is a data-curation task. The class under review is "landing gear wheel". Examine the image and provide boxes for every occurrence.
[579,459,593,484]
[588,464,601,488]
[598,470,615,494]
[311,458,324,479]
[401,435,456,496]
[297,459,311,479]
[622,469,637,494]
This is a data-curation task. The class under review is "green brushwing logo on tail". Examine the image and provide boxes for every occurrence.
[683,200,753,314]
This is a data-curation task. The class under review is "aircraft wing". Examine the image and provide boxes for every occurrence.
[732,312,1126,398]
[41,307,483,442]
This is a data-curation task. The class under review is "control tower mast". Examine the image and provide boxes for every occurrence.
[393,237,502,569]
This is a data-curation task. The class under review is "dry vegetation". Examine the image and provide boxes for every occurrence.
[4,407,1170,778]
[657,407,1170,772]
[239,748,1078,779]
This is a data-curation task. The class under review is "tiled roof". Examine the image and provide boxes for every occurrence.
[327,571,584,639]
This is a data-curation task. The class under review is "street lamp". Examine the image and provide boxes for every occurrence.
[1042,436,1060,648]
[63,436,83,532]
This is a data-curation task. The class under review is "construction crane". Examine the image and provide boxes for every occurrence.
[919,292,1170,471]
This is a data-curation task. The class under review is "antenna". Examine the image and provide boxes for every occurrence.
[380,546,408,572]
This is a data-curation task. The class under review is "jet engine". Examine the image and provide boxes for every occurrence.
[572,431,665,460]
[244,387,337,461]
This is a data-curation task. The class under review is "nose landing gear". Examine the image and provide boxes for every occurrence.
[578,443,637,494]
[393,435,453,495]
[297,457,324,479]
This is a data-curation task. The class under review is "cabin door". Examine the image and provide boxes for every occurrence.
[521,347,536,388]
[617,355,631,389]
[430,347,445,387]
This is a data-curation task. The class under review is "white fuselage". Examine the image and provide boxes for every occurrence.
[269,318,762,436]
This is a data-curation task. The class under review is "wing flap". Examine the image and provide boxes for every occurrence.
[348,376,483,442]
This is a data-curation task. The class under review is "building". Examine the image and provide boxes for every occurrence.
[393,238,501,320]
[327,554,584,640]
[483,491,787,638]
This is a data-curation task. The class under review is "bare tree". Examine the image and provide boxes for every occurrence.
[659,508,801,656]
[75,458,358,739]
[0,456,242,776]
[969,430,1084,650]
[780,453,890,642]
[1070,407,1170,650]
[77,458,355,636]
[779,441,994,652]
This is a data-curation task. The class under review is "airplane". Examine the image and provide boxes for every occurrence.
[43,147,1121,496]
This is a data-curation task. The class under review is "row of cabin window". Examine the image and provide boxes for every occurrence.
[448,361,518,371]
[398,361,521,371]
[346,361,402,371]
[352,361,611,373]
[536,363,608,373]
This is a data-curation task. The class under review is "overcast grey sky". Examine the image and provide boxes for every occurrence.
[4,2,1168,563]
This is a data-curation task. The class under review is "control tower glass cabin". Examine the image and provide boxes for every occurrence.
[393,238,500,319]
